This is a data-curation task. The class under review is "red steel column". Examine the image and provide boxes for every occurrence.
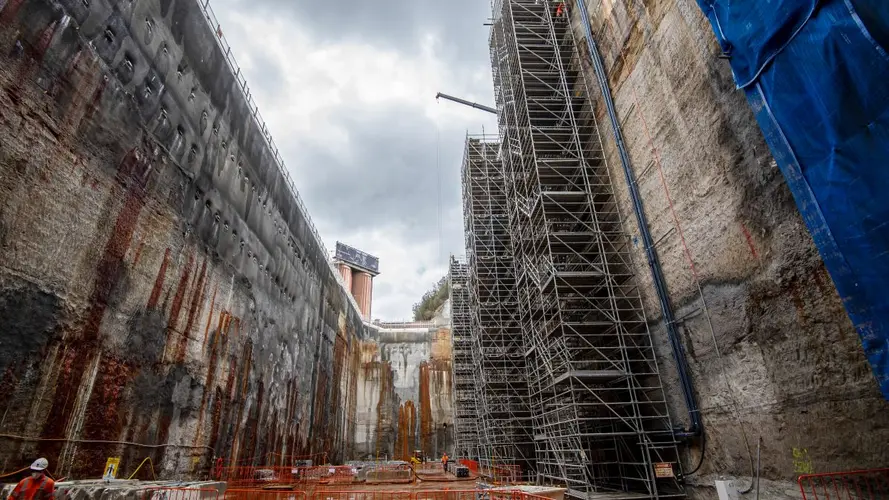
[351,271,373,319]
[336,263,353,292]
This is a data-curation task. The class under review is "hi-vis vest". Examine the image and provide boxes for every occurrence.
[10,476,53,500]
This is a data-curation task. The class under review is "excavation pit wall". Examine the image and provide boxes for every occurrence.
[354,314,454,462]
[0,0,365,479]
[571,0,889,496]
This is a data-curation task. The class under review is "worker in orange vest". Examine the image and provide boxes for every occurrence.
[556,2,566,17]
[7,458,54,500]
[441,452,449,473]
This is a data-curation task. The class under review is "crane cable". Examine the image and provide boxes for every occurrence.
[437,127,443,262]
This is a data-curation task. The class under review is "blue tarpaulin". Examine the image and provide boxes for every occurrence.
[695,0,889,398]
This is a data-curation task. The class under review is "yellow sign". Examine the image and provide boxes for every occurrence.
[654,462,674,478]
[104,457,121,480]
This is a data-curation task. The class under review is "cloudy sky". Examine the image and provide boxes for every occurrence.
[209,0,498,320]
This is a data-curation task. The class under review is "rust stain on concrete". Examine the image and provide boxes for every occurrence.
[178,258,209,362]
[203,284,218,350]
[418,361,433,454]
[166,252,195,349]
[394,400,417,461]
[148,248,172,309]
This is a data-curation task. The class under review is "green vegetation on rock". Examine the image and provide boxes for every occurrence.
[412,275,449,321]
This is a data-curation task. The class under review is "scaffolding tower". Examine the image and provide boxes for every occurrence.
[461,135,536,481]
[449,256,481,460]
[485,0,684,498]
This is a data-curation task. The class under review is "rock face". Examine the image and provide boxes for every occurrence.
[353,307,454,461]
[0,0,365,478]
[571,0,889,495]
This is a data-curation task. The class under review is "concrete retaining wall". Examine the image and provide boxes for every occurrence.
[354,310,454,460]
[0,0,364,479]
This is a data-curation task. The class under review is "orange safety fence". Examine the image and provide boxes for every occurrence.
[413,489,525,500]
[312,491,412,500]
[457,460,479,473]
[478,466,521,484]
[217,466,357,487]
[224,490,307,500]
[138,487,220,500]
[798,468,889,500]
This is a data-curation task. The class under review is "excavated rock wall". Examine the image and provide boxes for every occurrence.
[572,0,889,496]
[0,0,364,479]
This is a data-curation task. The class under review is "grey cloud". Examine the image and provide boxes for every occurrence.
[219,0,492,68]
[250,50,288,101]
[211,0,495,318]
[283,104,468,240]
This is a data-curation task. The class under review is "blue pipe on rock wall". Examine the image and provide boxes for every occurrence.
[573,0,702,439]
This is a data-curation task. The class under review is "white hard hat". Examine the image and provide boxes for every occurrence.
[30,458,49,471]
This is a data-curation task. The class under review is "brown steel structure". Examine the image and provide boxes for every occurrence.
[443,0,688,498]
[459,136,536,480]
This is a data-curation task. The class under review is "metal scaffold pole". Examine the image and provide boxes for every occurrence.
[453,0,688,497]
[460,134,536,483]
[449,256,482,461]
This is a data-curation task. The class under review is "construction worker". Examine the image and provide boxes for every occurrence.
[7,458,54,500]
[441,452,449,473]
[556,2,566,18]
